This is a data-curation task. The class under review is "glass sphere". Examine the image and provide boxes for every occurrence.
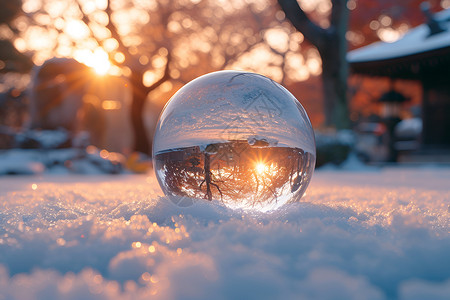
[153,71,315,212]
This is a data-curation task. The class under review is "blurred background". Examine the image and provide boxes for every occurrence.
[1,0,449,174]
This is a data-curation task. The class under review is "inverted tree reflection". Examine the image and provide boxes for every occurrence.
[154,140,314,210]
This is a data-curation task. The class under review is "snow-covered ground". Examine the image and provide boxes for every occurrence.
[0,166,449,300]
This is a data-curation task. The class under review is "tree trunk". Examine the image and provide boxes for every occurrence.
[83,0,172,155]
[278,0,350,129]
[320,38,350,129]
[130,70,151,154]
[203,153,212,200]
[322,0,350,129]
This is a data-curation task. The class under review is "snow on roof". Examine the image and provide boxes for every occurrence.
[348,8,450,63]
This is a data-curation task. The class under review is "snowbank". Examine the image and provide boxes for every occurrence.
[0,168,449,299]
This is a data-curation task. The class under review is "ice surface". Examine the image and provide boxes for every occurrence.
[0,167,449,299]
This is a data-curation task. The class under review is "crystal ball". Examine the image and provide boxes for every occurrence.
[153,71,315,212]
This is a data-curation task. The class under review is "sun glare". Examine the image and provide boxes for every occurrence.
[66,20,89,40]
[75,48,111,75]
[102,100,122,110]
[90,49,111,75]
[255,162,267,175]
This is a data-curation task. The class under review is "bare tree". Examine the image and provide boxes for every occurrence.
[30,0,281,154]
[17,0,323,154]
[278,0,350,129]
[75,0,172,154]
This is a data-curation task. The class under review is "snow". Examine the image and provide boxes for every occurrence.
[0,167,449,300]
[347,9,450,63]
[0,148,124,175]
[395,118,422,139]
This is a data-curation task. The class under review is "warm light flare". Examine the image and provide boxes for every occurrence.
[75,48,111,75]
[65,20,89,40]
[255,162,267,175]
[102,100,122,110]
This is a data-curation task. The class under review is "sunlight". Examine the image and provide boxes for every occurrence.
[76,48,111,75]
[66,20,89,40]
[91,49,111,75]
[377,28,403,43]
[102,100,122,110]
[255,162,267,175]
[264,27,289,53]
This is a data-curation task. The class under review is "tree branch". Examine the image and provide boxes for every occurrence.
[145,51,171,94]
[277,0,328,49]
[75,1,102,46]
[220,41,261,69]
[76,0,131,68]
[265,44,288,83]
[330,0,348,28]
[105,0,139,69]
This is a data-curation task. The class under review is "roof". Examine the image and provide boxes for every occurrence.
[347,8,450,79]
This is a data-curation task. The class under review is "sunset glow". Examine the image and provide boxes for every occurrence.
[255,162,267,175]
[102,100,122,110]
[75,48,111,75]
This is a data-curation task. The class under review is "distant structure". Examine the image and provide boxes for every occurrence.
[28,57,133,153]
[29,58,89,131]
[348,6,450,147]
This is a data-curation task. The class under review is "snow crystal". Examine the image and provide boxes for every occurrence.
[0,167,449,299]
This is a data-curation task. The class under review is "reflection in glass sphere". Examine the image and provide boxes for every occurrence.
[153,71,315,212]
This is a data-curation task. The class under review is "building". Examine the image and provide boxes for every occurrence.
[348,6,450,148]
